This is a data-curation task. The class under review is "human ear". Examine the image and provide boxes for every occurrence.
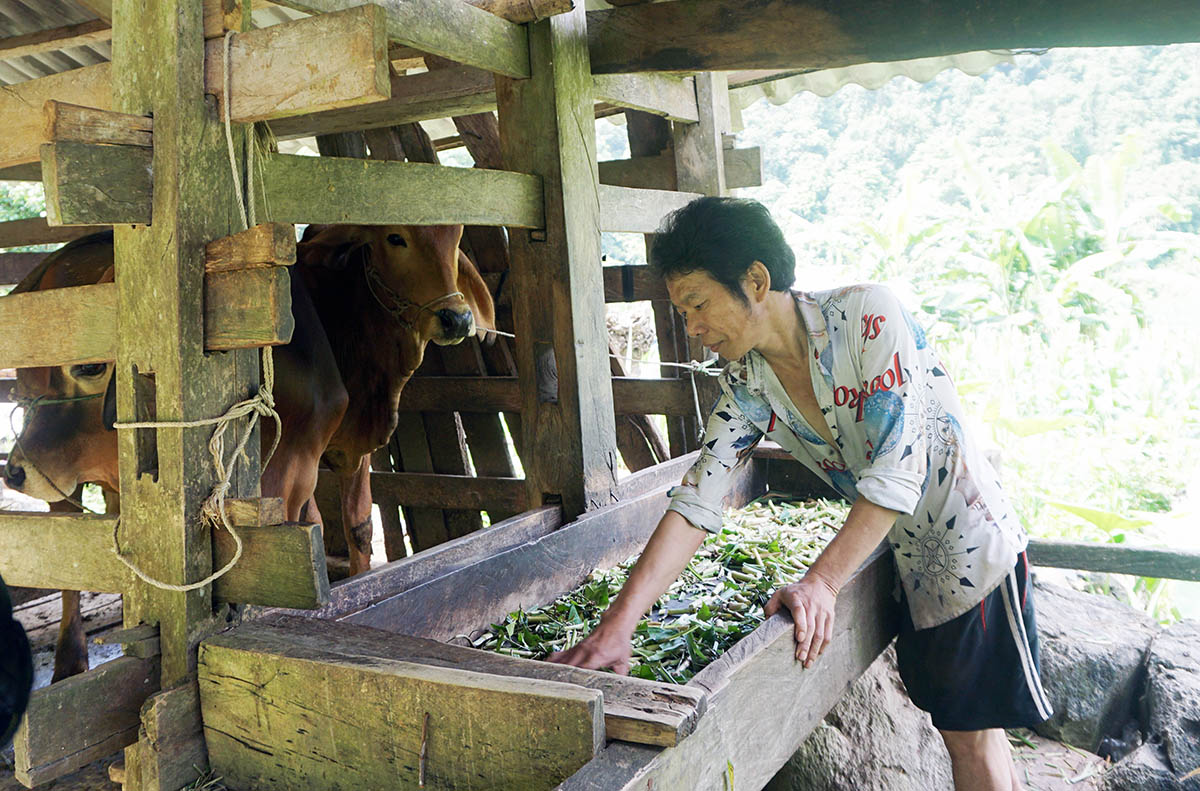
[745,261,771,300]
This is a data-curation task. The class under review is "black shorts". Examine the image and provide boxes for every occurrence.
[895,551,1054,732]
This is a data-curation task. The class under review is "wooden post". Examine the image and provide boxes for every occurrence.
[110,1,260,787]
[497,6,619,516]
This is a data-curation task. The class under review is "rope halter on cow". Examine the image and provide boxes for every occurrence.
[362,256,465,332]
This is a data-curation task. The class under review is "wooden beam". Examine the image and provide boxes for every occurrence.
[0,512,327,608]
[204,222,297,273]
[615,451,699,501]
[257,152,544,227]
[598,147,761,191]
[255,614,708,748]
[586,0,1200,74]
[273,0,531,79]
[0,267,292,369]
[472,0,573,23]
[1027,539,1200,582]
[599,184,702,234]
[0,218,107,250]
[44,101,153,149]
[0,20,111,62]
[268,63,497,141]
[76,0,113,22]
[369,470,528,512]
[203,5,391,123]
[0,63,112,173]
[559,548,896,789]
[121,682,208,791]
[41,141,153,226]
[199,619,603,790]
[13,655,160,787]
[592,73,698,123]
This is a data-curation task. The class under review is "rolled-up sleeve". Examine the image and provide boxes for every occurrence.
[850,287,929,516]
[666,388,763,533]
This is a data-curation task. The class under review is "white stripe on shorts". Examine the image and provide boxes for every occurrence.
[1000,569,1054,720]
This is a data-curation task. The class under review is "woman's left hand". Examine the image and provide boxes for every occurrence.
[763,574,839,668]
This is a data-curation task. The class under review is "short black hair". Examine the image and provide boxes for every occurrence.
[650,197,795,304]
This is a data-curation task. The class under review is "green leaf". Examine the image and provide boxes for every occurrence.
[725,759,735,790]
[1044,501,1152,533]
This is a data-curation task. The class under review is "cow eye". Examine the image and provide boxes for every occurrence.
[70,363,107,378]
[386,234,407,247]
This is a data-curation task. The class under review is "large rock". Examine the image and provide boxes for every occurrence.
[1143,620,1200,780]
[1102,742,1186,791]
[1033,580,1158,751]
[764,646,953,791]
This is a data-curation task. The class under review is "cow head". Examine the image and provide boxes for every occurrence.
[3,233,119,502]
[299,224,495,352]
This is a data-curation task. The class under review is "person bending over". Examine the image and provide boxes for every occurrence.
[551,197,1050,791]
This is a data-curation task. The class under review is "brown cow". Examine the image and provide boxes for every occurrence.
[295,223,495,574]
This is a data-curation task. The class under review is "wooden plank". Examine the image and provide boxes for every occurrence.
[258,614,708,748]
[394,376,699,416]
[0,63,111,172]
[0,252,46,285]
[206,223,295,272]
[0,218,107,250]
[262,505,563,622]
[1027,539,1200,582]
[497,6,618,518]
[598,147,760,192]
[273,0,531,79]
[203,5,390,123]
[77,0,113,22]
[44,101,153,148]
[256,152,545,228]
[199,620,603,791]
[12,655,160,787]
[222,496,287,527]
[592,73,698,123]
[0,267,293,370]
[602,264,670,302]
[369,470,528,512]
[268,63,497,140]
[599,184,703,234]
[587,0,1200,74]
[559,548,896,790]
[41,141,153,226]
[212,522,331,609]
[616,451,699,501]
[0,20,112,62]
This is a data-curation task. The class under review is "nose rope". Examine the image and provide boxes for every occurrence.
[362,257,464,331]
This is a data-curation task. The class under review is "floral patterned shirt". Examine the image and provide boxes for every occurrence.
[667,285,1026,629]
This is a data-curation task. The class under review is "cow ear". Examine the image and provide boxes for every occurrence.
[102,370,117,431]
[299,228,370,270]
[456,249,496,344]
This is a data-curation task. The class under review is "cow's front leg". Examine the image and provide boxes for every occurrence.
[341,456,374,576]
[51,589,87,682]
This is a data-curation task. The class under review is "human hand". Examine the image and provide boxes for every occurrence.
[763,574,838,668]
[547,623,633,675]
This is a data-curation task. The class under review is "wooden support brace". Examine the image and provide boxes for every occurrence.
[0,63,112,174]
[599,184,703,234]
[0,218,108,250]
[272,0,531,79]
[13,655,160,787]
[41,141,153,227]
[395,376,700,417]
[1027,539,1200,582]
[366,470,528,512]
[592,74,698,123]
[256,152,544,227]
[204,223,296,272]
[598,147,762,192]
[199,619,603,791]
[44,101,153,149]
[0,19,111,62]
[122,683,209,791]
[95,624,162,659]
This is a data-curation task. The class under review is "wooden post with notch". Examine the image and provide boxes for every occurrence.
[497,6,619,516]
[111,1,259,788]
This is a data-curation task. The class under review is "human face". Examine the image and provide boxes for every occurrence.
[665,270,755,360]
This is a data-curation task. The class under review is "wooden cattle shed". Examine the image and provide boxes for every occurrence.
[1,1,1199,789]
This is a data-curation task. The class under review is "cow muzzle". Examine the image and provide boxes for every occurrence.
[3,447,74,503]
[434,307,475,344]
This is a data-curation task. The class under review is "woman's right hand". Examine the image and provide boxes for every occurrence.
[547,623,633,675]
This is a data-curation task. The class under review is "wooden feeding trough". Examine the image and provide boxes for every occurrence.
[1,1,1198,790]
